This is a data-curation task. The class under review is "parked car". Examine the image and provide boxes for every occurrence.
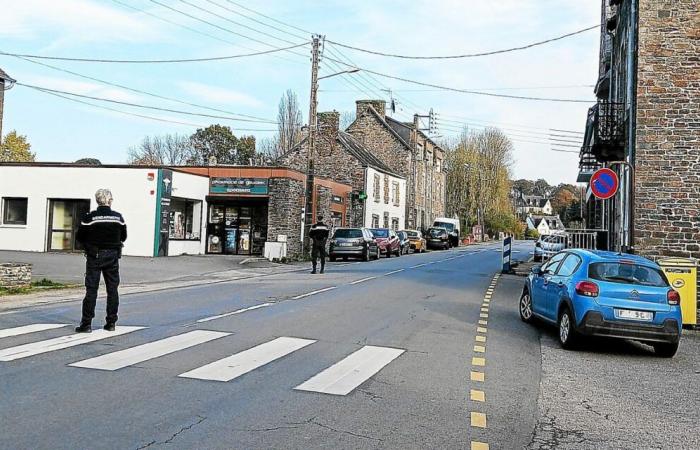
[401,229,426,253]
[519,249,682,357]
[370,228,401,257]
[426,227,450,250]
[396,231,411,255]
[433,218,460,248]
[533,234,567,262]
[329,228,379,262]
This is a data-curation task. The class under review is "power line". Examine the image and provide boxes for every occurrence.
[0,43,309,64]
[5,54,276,123]
[436,117,581,142]
[327,24,599,60]
[435,122,580,152]
[435,120,580,145]
[219,0,314,36]
[203,0,307,41]
[325,56,594,103]
[320,84,595,92]
[18,82,278,124]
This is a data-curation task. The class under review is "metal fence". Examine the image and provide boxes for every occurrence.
[540,230,599,261]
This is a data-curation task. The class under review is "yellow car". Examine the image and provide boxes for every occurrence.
[402,229,426,253]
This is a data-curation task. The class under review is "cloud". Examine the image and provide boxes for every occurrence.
[178,81,263,108]
[0,0,163,44]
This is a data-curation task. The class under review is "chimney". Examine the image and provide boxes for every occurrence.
[356,99,386,120]
[317,111,340,138]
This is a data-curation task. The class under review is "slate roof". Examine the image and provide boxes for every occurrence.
[385,116,443,151]
[338,131,403,178]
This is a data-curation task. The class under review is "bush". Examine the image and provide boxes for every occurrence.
[526,229,540,240]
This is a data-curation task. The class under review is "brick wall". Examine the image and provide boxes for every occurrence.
[634,0,700,260]
[267,178,305,258]
[0,263,32,288]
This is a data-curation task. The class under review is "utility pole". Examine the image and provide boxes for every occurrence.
[0,68,16,145]
[303,35,321,254]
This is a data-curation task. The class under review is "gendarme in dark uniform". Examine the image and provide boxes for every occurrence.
[309,217,329,274]
[74,189,127,333]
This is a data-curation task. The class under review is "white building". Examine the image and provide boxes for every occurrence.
[526,214,565,236]
[0,164,209,257]
[364,166,406,230]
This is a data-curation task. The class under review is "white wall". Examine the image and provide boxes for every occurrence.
[363,167,406,229]
[168,170,209,256]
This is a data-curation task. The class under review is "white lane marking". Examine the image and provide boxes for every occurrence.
[384,269,405,276]
[70,330,230,371]
[179,337,315,382]
[197,303,272,323]
[295,345,404,396]
[411,263,429,268]
[0,324,68,339]
[0,326,144,362]
[292,286,337,300]
[349,276,377,285]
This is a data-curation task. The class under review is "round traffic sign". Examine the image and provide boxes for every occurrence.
[590,168,619,200]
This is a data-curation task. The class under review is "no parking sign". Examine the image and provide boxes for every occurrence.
[590,168,619,200]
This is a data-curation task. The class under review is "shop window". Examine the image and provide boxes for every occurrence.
[392,182,400,206]
[373,174,381,202]
[383,212,389,228]
[2,197,28,225]
[169,198,202,240]
[372,214,380,228]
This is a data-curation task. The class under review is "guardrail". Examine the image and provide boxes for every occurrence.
[539,230,599,261]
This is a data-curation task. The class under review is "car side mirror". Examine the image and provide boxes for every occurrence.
[532,266,543,276]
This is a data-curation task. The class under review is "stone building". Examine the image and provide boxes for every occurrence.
[277,111,406,230]
[578,0,699,258]
[346,100,446,232]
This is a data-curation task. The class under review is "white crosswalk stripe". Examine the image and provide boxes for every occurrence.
[295,345,405,396]
[0,326,144,362]
[178,337,316,382]
[70,330,230,371]
[0,324,68,339]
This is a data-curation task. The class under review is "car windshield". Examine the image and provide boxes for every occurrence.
[428,228,444,237]
[434,222,454,231]
[589,262,669,287]
[405,231,419,238]
[370,229,389,238]
[333,229,362,239]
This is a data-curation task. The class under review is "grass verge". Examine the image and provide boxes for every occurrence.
[0,278,79,297]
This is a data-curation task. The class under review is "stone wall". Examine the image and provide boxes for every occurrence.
[634,0,700,260]
[0,263,32,288]
[316,185,332,223]
[267,177,305,258]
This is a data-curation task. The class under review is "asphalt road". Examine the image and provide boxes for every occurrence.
[2,241,697,450]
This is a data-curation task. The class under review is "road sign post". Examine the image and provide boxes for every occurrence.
[502,236,512,273]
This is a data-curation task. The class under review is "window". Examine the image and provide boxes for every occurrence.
[383,175,390,204]
[589,262,669,287]
[392,182,400,206]
[556,255,582,277]
[169,198,202,240]
[2,198,28,225]
[371,214,380,228]
[542,252,566,274]
[391,217,399,231]
[373,174,381,202]
[333,228,363,239]
[383,211,389,228]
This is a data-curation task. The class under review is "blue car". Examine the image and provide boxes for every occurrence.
[520,250,682,357]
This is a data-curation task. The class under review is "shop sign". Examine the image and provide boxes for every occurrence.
[332,195,344,204]
[210,177,269,195]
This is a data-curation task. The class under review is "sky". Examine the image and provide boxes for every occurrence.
[0,0,601,184]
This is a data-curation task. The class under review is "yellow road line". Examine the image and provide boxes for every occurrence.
[479,313,488,318]
[474,345,486,353]
[470,389,485,402]
[477,327,487,333]
[470,370,485,381]
[481,307,489,312]
[472,357,485,366]
[471,441,489,450]
[479,320,488,326]
[471,411,487,428]
[475,335,486,343]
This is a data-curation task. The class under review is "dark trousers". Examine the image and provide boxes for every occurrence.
[81,249,121,325]
[311,244,326,271]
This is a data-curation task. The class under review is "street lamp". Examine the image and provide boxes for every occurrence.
[317,68,360,81]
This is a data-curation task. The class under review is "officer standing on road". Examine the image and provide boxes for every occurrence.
[309,216,329,274]
[75,189,127,333]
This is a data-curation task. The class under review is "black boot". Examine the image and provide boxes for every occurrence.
[75,322,92,333]
[320,266,325,274]
[103,323,116,332]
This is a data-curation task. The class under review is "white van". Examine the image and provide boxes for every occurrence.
[432,217,460,247]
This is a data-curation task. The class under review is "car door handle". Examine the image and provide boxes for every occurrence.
[557,282,565,287]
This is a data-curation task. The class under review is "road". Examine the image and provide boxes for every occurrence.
[1,241,698,450]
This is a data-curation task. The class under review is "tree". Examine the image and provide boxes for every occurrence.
[0,131,35,162]
[512,179,536,196]
[75,158,102,165]
[340,111,356,130]
[187,125,256,165]
[128,134,193,165]
[276,89,303,157]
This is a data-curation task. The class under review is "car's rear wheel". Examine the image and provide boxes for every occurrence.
[652,342,679,358]
[363,248,370,262]
[386,249,391,258]
[519,291,534,323]
[396,247,401,257]
[558,307,579,350]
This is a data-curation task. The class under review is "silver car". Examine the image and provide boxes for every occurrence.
[533,234,567,262]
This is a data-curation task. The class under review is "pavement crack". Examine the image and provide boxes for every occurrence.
[357,388,383,403]
[135,415,206,449]
[309,418,384,442]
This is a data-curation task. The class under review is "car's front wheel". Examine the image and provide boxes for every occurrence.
[519,291,534,323]
[652,342,679,358]
[363,247,370,262]
[558,307,579,350]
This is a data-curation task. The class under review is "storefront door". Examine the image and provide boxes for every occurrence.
[206,202,267,256]
[47,199,90,252]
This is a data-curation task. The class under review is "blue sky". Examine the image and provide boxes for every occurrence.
[1,0,600,184]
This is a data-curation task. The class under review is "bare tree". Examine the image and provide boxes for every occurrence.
[277,89,303,157]
[128,134,193,165]
[339,111,356,130]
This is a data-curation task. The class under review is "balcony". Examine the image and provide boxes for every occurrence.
[591,101,625,162]
[577,147,601,183]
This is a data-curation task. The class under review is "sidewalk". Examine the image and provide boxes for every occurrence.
[0,251,306,312]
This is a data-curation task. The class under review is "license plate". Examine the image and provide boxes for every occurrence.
[615,309,653,321]
[339,242,353,247]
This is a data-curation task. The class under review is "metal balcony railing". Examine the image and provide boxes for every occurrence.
[591,101,625,161]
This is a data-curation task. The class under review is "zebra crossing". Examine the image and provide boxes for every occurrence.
[0,323,404,396]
